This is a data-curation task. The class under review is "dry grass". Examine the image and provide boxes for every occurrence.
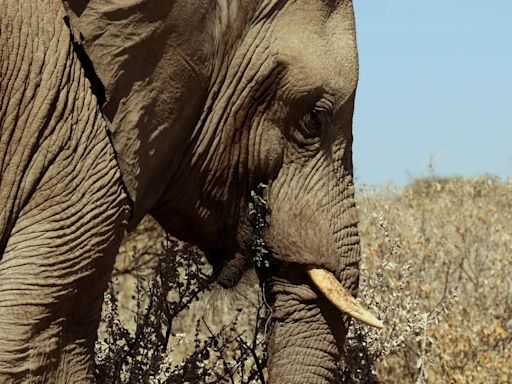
[97,176,512,383]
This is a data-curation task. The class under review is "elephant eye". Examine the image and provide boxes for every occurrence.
[293,109,325,145]
[311,109,323,129]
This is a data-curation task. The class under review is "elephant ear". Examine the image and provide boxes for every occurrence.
[62,0,175,119]
[62,1,213,218]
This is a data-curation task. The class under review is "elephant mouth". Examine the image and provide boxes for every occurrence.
[305,267,384,329]
[213,249,383,328]
[214,251,253,288]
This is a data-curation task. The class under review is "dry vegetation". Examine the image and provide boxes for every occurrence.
[96,176,512,383]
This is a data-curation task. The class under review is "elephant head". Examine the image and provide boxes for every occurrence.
[63,0,382,382]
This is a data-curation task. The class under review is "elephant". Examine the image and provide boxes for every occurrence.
[0,0,382,383]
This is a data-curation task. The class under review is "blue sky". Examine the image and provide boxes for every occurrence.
[352,1,512,186]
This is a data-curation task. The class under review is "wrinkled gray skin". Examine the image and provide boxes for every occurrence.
[1,1,360,383]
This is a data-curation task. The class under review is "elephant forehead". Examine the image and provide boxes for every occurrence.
[272,0,358,102]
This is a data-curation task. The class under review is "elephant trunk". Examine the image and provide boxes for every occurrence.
[266,267,382,383]
[263,167,382,383]
[267,277,344,383]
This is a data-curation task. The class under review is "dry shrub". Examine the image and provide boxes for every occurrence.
[96,176,512,383]
[354,176,512,383]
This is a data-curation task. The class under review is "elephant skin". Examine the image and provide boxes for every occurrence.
[1,1,364,383]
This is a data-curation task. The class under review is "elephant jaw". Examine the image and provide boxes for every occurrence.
[306,267,384,329]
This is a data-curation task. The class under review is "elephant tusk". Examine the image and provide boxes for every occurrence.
[306,268,384,329]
